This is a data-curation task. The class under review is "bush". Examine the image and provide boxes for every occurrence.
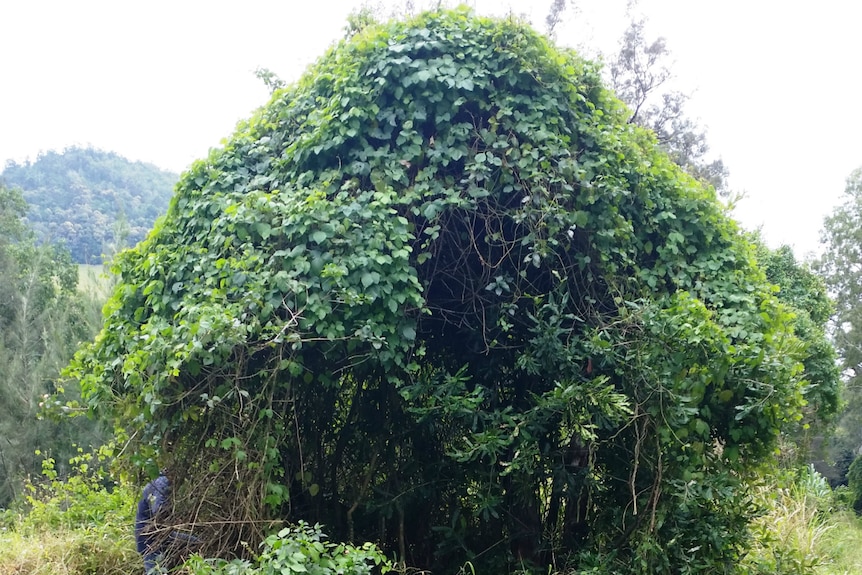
[846,454,862,513]
[18,445,135,534]
[831,485,855,511]
[0,445,140,575]
[184,521,393,575]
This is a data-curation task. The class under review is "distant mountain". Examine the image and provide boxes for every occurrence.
[1,146,178,263]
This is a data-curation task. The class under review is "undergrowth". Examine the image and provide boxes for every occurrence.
[743,466,834,574]
[0,446,139,575]
[740,465,862,575]
[815,508,862,575]
[4,451,862,575]
[184,521,394,575]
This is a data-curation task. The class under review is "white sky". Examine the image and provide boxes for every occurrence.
[1,0,860,258]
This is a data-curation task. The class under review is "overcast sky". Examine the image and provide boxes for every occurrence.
[2,0,860,258]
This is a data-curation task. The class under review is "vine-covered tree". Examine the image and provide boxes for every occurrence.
[68,10,825,574]
[2,147,178,263]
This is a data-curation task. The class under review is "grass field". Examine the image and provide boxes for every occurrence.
[77,264,114,299]
[817,510,862,574]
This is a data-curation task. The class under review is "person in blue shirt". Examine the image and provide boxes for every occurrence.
[135,468,200,573]
[135,470,172,574]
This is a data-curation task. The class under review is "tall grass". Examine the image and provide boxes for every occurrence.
[740,465,862,575]
[744,466,834,574]
[0,529,137,575]
[815,508,862,575]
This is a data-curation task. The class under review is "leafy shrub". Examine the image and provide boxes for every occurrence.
[847,453,862,513]
[0,444,140,575]
[831,485,854,511]
[184,521,392,575]
[18,445,135,533]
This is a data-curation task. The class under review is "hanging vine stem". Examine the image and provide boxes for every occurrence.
[649,436,663,533]
[292,390,305,498]
[629,403,644,518]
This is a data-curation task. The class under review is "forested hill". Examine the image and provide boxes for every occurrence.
[1,146,178,263]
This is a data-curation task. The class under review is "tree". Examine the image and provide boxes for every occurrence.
[608,16,729,196]
[818,167,862,470]
[754,242,840,462]
[545,1,729,196]
[544,0,568,38]
[69,10,817,573]
[0,182,27,245]
[0,183,105,506]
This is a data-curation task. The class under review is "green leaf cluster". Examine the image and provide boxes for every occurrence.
[185,521,391,575]
[68,9,818,573]
[754,242,839,444]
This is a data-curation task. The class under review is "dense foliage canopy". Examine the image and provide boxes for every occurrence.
[69,10,827,573]
[2,147,177,263]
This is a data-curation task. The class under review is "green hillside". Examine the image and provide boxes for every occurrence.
[1,146,178,263]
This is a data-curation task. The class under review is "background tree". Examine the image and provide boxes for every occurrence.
[608,16,729,195]
[818,167,862,476]
[754,241,840,466]
[544,0,568,38]
[0,183,106,507]
[69,10,823,574]
[546,1,730,196]
[1,147,177,263]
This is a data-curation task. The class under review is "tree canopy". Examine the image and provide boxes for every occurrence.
[2,146,178,263]
[69,9,827,573]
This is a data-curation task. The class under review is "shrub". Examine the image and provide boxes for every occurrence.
[0,445,140,575]
[18,445,135,534]
[184,521,392,575]
[846,454,862,513]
